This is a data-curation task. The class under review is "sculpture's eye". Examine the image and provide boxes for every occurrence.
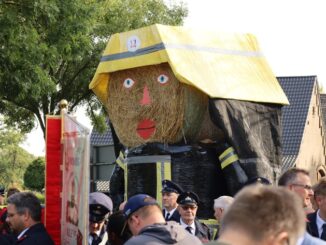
[123,78,135,89]
[157,74,169,85]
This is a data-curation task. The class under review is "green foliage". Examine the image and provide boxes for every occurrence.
[33,191,45,204]
[24,157,45,191]
[0,119,35,188]
[0,0,188,138]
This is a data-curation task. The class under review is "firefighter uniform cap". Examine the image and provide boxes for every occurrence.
[161,180,183,194]
[89,192,113,222]
[177,191,199,205]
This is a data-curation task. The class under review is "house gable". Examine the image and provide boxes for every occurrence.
[278,76,326,181]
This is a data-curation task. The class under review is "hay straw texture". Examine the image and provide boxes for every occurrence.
[107,63,219,147]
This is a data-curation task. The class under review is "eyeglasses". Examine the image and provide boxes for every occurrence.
[181,205,197,210]
[291,183,313,190]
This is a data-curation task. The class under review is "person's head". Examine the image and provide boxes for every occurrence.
[278,168,313,208]
[313,178,326,217]
[307,183,318,213]
[6,192,42,234]
[219,185,305,245]
[177,191,199,225]
[89,192,113,234]
[123,194,164,236]
[0,187,5,204]
[7,188,20,199]
[107,211,132,245]
[213,196,234,222]
[161,179,183,211]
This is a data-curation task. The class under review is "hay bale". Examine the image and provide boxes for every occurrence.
[107,63,217,147]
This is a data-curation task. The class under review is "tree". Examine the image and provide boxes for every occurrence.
[24,157,45,191]
[0,0,188,138]
[0,118,35,188]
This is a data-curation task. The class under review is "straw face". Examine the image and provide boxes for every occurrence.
[107,63,208,147]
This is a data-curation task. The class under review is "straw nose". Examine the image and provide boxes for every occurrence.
[140,85,151,105]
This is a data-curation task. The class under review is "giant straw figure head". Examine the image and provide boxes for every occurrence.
[107,63,221,147]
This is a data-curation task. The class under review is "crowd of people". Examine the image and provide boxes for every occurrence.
[2,167,326,245]
[87,167,326,245]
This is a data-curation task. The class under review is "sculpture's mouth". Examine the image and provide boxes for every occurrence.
[137,119,156,139]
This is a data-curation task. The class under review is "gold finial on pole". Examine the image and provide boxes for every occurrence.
[59,99,68,114]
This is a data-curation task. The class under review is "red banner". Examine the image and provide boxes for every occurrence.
[45,116,62,245]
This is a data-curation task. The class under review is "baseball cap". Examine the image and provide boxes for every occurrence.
[123,194,158,218]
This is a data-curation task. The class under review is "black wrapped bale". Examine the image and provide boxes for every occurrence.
[110,143,228,219]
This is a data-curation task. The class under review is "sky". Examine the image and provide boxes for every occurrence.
[21,0,326,156]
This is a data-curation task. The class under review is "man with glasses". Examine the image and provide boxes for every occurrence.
[177,191,212,242]
[5,192,54,245]
[122,194,201,245]
[307,178,326,241]
[89,192,113,245]
[278,168,326,245]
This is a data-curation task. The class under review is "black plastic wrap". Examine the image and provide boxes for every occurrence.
[119,143,228,219]
[170,145,227,218]
[127,163,156,198]
[209,99,283,183]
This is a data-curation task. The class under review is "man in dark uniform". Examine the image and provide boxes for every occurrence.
[89,192,113,245]
[177,191,212,243]
[161,179,183,222]
[6,192,54,245]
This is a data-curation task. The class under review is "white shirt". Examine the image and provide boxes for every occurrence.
[316,209,326,237]
[17,228,29,240]
[164,207,177,219]
[88,230,101,245]
[180,218,196,235]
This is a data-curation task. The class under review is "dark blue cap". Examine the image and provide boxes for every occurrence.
[89,192,113,222]
[161,180,183,194]
[177,191,199,205]
[123,194,158,218]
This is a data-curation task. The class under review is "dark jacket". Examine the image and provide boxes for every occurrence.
[163,209,181,223]
[0,235,13,245]
[307,211,319,238]
[194,219,213,241]
[15,223,54,245]
[124,221,202,245]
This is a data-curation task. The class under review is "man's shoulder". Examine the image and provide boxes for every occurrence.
[307,211,317,222]
[19,223,54,245]
[302,232,326,245]
[126,223,202,245]
[124,235,152,245]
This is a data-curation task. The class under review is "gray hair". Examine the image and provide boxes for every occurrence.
[214,196,234,210]
[7,192,42,222]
